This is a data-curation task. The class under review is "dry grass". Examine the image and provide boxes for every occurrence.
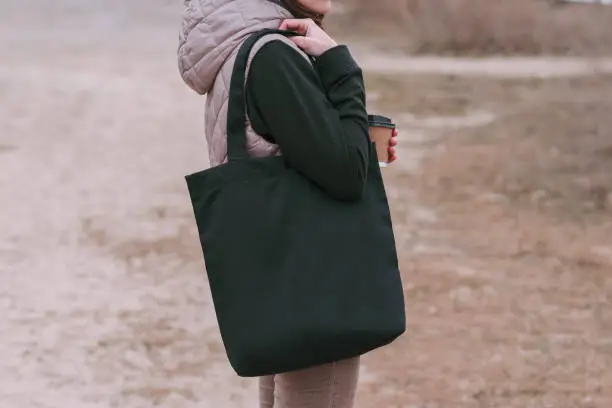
[333,0,612,55]
[365,71,612,221]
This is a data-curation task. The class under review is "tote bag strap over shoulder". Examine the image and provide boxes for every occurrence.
[226,29,299,162]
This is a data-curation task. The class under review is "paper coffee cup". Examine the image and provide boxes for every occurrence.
[368,115,395,166]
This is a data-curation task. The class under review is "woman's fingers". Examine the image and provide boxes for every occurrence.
[388,148,398,163]
[280,19,337,57]
[279,19,311,35]
[388,134,398,163]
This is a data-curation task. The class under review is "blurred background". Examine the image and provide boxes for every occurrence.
[1,0,611,407]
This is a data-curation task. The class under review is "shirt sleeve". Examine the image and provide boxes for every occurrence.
[246,41,371,201]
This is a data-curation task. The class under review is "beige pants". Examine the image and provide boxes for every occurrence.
[259,357,360,408]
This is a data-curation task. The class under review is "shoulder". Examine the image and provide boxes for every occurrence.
[247,35,312,75]
[250,34,310,61]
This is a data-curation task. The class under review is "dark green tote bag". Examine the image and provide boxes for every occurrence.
[185,29,405,377]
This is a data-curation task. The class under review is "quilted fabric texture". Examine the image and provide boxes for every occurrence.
[178,0,308,167]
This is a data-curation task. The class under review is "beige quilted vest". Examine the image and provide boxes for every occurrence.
[178,0,310,167]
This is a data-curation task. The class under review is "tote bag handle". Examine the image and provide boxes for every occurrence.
[226,29,298,162]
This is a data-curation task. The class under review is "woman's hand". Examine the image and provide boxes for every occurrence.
[388,129,399,163]
[279,19,338,57]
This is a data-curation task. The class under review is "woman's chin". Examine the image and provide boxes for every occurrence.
[320,2,333,15]
[302,0,332,16]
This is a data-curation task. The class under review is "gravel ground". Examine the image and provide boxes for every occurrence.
[0,2,248,407]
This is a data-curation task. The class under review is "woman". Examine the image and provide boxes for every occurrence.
[179,0,398,406]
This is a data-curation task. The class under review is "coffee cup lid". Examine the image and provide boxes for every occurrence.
[369,122,396,129]
[368,114,392,124]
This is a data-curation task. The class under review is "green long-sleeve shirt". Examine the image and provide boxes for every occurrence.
[246,42,371,201]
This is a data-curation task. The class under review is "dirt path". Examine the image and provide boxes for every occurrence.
[1,2,255,407]
[2,1,610,408]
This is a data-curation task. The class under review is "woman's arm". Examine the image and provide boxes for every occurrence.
[246,41,370,201]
